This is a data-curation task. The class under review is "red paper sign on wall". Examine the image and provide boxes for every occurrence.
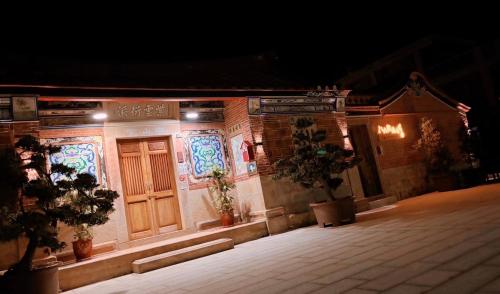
[240,140,255,162]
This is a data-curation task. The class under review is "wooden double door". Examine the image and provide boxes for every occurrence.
[118,137,181,240]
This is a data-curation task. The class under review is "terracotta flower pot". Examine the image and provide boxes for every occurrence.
[72,238,93,261]
[220,211,235,227]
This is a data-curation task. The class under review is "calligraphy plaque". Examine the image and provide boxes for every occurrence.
[103,102,179,121]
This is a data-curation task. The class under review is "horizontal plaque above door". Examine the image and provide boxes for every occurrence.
[103,102,179,122]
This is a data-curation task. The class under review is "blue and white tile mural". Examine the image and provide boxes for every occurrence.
[49,143,98,182]
[188,134,226,178]
[42,136,107,187]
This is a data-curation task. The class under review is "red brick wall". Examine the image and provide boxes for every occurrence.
[223,99,255,182]
[251,113,344,176]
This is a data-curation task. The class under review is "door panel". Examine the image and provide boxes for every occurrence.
[143,138,180,234]
[118,137,180,240]
[155,196,177,228]
[128,201,153,234]
[149,153,172,192]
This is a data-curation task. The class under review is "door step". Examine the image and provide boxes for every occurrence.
[132,238,234,273]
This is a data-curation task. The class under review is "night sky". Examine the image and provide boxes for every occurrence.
[0,17,497,87]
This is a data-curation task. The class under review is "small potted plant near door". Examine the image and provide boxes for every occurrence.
[0,135,75,294]
[274,117,361,227]
[414,117,457,192]
[209,167,236,227]
[61,173,119,261]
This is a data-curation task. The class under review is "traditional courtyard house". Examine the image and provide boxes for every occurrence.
[0,72,469,290]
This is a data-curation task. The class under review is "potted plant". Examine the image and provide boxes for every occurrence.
[414,117,457,192]
[273,117,361,227]
[209,167,236,227]
[0,135,75,294]
[60,173,119,261]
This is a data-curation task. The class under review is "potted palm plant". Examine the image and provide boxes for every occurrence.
[0,135,75,294]
[209,167,236,227]
[61,173,119,261]
[274,117,361,227]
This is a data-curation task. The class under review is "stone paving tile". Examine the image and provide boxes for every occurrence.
[438,245,500,271]
[353,265,397,280]
[477,276,500,293]
[382,284,430,294]
[281,282,323,294]
[407,269,459,286]
[236,274,319,294]
[66,184,500,294]
[423,241,485,264]
[310,278,366,294]
[485,253,500,266]
[427,265,500,294]
[312,260,383,285]
[358,262,435,291]
[343,288,378,294]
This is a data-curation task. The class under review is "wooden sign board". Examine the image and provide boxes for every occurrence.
[103,102,179,122]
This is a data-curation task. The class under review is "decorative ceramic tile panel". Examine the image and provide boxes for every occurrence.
[188,134,225,178]
[42,136,106,187]
[50,143,98,183]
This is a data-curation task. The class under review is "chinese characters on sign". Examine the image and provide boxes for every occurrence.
[104,102,179,121]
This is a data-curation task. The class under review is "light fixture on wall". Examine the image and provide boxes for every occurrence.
[92,112,108,120]
[185,112,199,119]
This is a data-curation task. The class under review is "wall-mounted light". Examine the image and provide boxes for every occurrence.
[377,123,405,138]
[92,112,108,120]
[185,112,199,119]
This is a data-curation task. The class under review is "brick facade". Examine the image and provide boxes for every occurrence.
[250,113,344,176]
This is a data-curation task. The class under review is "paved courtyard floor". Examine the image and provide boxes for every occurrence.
[66,184,500,294]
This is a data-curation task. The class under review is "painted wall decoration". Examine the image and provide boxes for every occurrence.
[188,134,226,178]
[50,143,98,182]
[42,136,107,187]
[230,134,247,176]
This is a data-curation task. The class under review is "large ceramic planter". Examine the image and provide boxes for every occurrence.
[72,238,93,261]
[336,197,356,225]
[0,261,61,294]
[220,211,235,227]
[310,197,356,228]
[310,202,340,228]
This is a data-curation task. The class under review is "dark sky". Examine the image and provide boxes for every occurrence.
[1,17,497,87]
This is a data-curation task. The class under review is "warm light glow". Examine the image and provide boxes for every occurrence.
[186,112,199,119]
[378,123,405,138]
[92,112,108,120]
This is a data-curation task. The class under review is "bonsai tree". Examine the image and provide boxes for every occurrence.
[0,135,75,277]
[414,117,454,175]
[60,173,119,260]
[273,117,361,201]
[208,167,236,226]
